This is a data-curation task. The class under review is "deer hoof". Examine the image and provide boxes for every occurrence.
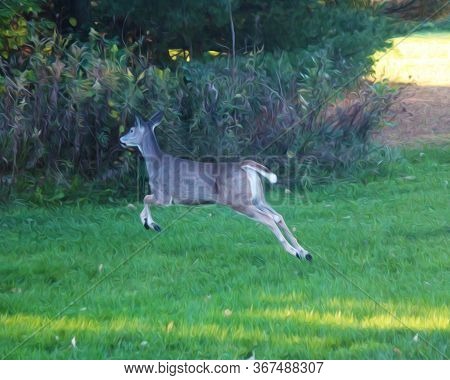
[143,218,150,230]
[151,223,161,232]
[296,252,312,262]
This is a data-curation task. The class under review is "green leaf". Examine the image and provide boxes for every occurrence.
[69,17,77,27]
[137,71,145,82]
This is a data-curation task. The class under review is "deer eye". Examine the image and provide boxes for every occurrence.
[130,128,135,133]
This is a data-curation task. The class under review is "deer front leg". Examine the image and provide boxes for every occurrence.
[140,194,162,232]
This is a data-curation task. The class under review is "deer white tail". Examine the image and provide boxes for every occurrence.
[241,160,277,184]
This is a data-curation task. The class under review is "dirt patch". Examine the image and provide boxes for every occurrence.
[377,85,450,146]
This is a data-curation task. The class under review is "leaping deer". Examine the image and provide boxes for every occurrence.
[120,111,312,261]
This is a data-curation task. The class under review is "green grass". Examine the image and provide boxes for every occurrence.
[1,146,449,359]
[372,32,450,86]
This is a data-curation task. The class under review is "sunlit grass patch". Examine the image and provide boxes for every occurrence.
[372,32,450,86]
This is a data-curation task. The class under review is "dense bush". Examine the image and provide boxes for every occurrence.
[0,0,53,59]
[0,1,397,203]
[171,53,394,187]
[0,31,163,201]
[0,28,394,203]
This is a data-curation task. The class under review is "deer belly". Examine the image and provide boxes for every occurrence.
[172,194,216,205]
[170,180,218,205]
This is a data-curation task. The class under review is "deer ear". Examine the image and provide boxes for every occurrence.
[135,116,143,128]
[146,111,164,129]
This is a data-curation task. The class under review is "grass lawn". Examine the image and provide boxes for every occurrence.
[372,32,450,86]
[0,146,449,359]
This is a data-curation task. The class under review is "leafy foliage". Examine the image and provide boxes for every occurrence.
[0,30,155,199]
[169,53,394,188]
[0,1,396,202]
[88,0,395,64]
[0,31,394,202]
[0,0,53,59]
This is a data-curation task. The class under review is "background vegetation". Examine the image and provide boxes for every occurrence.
[1,0,403,203]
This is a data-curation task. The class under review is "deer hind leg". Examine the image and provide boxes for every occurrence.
[140,194,162,232]
[233,205,309,260]
[256,203,311,261]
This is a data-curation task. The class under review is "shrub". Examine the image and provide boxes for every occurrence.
[169,53,394,188]
[0,0,399,203]
[0,27,394,203]
[0,30,156,201]
[0,0,53,59]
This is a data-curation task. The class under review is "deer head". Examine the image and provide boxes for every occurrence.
[120,111,164,150]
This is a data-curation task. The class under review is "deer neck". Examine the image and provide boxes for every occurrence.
[141,129,162,160]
